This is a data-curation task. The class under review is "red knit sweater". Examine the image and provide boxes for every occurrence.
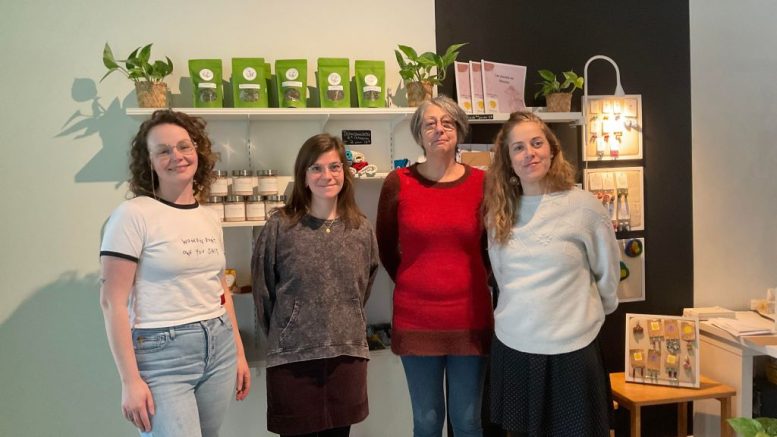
[376,164,493,356]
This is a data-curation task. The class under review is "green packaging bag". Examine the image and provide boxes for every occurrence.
[275,59,308,108]
[264,62,276,107]
[355,60,386,108]
[317,58,350,108]
[232,58,268,108]
[189,59,223,108]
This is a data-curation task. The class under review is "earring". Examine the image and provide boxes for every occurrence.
[509,176,520,186]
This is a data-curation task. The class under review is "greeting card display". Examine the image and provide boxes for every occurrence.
[625,313,700,388]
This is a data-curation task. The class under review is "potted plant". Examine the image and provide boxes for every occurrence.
[728,417,777,436]
[395,42,467,107]
[101,43,173,108]
[534,69,584,112]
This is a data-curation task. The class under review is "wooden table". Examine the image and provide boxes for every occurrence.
[609,372,736,437]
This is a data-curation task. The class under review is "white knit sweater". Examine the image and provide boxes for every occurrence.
[488,187,620,354]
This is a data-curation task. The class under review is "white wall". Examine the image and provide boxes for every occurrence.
[690,0,777,309]
[0,1,433,435]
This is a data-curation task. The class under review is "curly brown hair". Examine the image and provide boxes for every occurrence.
[483,111,576,244]
[128,109,216,198]
[280,133,365,229]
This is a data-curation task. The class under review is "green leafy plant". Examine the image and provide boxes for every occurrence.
[728,417,777,437]
[101,43,173,83]
[534,69,584,99]
[394,43,468,85]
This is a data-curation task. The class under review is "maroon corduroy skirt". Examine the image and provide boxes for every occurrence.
[266,356,369,435]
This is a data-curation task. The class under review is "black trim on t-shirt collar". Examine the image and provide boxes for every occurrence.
[149,196,199,209]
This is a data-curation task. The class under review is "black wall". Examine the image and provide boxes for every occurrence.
[436,1,693,435]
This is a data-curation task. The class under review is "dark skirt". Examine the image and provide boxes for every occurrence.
[489,336,613,437]
[266,356,368,435]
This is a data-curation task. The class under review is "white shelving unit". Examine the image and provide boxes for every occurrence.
[127,106,582,125]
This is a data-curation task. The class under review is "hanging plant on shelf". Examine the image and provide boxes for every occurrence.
[395,42,467,107]
[534,69,584,112]
[101,43,174,108]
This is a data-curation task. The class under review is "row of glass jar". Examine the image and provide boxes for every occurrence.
[211,170,279,197]
[205,194,287,222]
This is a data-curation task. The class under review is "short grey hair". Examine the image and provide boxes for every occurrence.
[409,95,470,147]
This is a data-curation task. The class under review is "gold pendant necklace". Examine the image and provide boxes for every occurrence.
[323,219,336,233]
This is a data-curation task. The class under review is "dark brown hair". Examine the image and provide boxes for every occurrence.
[483,111,576,244]
[128,109,216,198]
[280,133,364,228]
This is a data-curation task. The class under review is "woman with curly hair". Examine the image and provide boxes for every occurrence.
[99,110,250,436]
[483,111,619,436]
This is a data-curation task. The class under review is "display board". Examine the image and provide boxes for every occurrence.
[583,95,643,161]
[624,313,700,388]
[618,238,645,302]
[583,166,644,231]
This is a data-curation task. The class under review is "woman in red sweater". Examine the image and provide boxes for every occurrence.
[376,95,493,437]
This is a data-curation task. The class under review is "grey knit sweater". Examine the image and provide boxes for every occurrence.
[252,212,379,367]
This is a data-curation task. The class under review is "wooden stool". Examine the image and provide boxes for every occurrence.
[609,372,736,437]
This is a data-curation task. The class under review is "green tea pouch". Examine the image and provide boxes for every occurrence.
[232,58,268,108]
[264,62,276,107]
[275,59,308,108]
[355,60,386,108]
[189,59,223,108]
[317,58,350,108]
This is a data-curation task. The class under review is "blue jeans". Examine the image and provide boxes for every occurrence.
[132,315,237,437]
[401,355,486,437]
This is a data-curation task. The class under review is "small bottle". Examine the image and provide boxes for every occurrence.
[210,170,230,196]
[245,195,266,221]
[265,194,287,215]
[231,170,255,196]
[204,196,225,221]
[257,169,279,195]
[224,195,246,222]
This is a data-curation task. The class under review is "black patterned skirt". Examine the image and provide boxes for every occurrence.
[489,336,613,437]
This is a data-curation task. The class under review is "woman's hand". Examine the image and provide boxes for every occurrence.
[121,376,155,432]
[235,354,251,400]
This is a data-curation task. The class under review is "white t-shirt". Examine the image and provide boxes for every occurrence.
[100,196,227,329]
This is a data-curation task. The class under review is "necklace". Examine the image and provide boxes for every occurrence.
[322,218,336,233]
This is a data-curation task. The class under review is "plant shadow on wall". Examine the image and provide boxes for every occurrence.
[0,271,129,435]
[57,77,138,186]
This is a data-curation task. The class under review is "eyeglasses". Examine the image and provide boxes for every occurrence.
[150,141,197,160]
[307,162,344,175]
[423,119,457,134]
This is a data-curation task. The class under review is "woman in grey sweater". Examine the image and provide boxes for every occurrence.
[252,133,379,437]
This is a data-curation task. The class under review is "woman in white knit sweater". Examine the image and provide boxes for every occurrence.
[483,111,620,437]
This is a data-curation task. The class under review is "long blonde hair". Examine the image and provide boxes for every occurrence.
[483,111,576,244]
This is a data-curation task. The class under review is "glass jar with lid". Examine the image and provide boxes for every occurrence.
[224,195,246,222]
[245,195,266,221]
[210,170,230,196]
[265,194,287,215]
[257,169,279,195]
[231,170,255,196]
[204,196,225,221]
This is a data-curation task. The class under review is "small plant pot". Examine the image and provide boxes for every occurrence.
[135,82,169,108]
[406,81,433,107]
[545,92,572,112]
